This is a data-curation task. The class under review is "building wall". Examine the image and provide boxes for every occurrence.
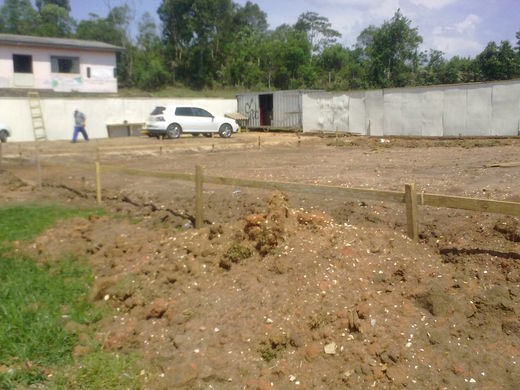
[302,80,520,137]
[0,45,117,93]
[0,98,237,142]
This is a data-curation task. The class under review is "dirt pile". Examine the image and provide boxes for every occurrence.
[21,191,520,389]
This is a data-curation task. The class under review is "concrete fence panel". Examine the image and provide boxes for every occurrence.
[491,82,520,136]
[0,97,237,142]
[303,80,520,137]
[383,91,403,136]
[466,85,493,136]
[365,90,384,136]
[348,92,366,135]
[421,89,444,136]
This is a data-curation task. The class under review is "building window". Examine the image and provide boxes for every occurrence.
[51,56,79,74]
[13,54,33,73]
[86,67,91,78]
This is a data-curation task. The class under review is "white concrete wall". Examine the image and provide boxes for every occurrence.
[302,80,520,137]
[0,45,117,93]
[0,98,237,142]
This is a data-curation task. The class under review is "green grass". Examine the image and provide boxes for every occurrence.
[52,350,142,390]
[0,254,100,387]
[0,203,103,242]
[0,203,141,389]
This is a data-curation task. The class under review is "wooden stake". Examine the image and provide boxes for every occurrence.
[195,165,203,228]
[258,136,261,149]
[36,143,42,188]
[405,183,419,241]
[335,128,339,147]
[95,161,102,205]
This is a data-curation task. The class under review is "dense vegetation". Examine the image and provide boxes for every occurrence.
[1,0,520,91]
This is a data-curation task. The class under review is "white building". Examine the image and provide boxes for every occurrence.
[0,33,122,93]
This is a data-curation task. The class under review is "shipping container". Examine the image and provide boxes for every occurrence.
[237,90,319,130]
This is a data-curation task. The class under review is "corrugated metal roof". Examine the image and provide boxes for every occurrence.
[0,33,123,52]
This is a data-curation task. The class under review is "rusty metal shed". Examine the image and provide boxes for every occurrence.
[237,90,319,130]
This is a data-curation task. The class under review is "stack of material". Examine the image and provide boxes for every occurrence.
[225,112,249,131]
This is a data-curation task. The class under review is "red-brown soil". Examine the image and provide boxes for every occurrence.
[1,133,520,389]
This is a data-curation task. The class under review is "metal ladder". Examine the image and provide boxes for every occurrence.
[27,92,47,141]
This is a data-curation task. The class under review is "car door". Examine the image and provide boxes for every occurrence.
[174,107,197,132]
[191,107,215,132]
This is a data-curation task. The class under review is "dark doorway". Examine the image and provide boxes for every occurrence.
[259,94,273,126]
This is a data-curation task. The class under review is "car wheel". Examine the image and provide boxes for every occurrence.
[219,124,232,138]
[166,123,181,139]
[0,130,7,143]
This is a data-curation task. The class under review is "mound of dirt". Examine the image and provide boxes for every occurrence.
[24,193,520,389]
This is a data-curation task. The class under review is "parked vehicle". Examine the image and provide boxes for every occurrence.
[145,106,239,139]
[0,124,10,143]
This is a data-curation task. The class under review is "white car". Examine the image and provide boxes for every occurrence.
[0,123,10,143]
[145,106,239,139]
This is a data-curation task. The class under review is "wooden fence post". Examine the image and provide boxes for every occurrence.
[35,142,42,188]
[335,128,339,147]
[405,183,419,241]
[195,165,204,228]
[258,136,261,150]
[95,161,102,205]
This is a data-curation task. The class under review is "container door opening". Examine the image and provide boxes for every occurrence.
[259,94,273,127]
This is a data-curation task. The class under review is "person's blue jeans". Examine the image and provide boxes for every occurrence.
[72,126,89,142]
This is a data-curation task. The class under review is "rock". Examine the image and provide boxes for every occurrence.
[324,342,337,355]
[348,310,361,332]
[415,283,455,316]
[304,343,321,361]
[502,318,520,335]
[290,333,304,348]
[146,297,168,319]
[173,334,187,348]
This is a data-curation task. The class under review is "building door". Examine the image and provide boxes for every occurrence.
[259,94,273,127]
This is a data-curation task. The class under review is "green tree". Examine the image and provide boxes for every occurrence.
[294,11,341,55]
[36,3,75,37]
[232,1,268,33]
[159,0,234,88]
[476,41,520,81]
[133,12,169,90]
[0,0,38,35]
[315,45,367,90]
[363,10,423,87]
[35,0,70,12]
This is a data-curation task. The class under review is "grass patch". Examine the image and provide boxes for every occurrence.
[0,203,103,242]
[0,203,141,389]
[0,253,101,387]
[52,350,142,390]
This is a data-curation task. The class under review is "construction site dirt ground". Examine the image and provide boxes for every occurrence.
[1,133,520,389]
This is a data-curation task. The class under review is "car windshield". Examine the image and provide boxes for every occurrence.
[151,106,166,115]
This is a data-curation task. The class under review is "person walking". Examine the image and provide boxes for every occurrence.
[72,107,89,142]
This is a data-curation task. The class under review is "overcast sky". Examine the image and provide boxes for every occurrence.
[59,0,520,57]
